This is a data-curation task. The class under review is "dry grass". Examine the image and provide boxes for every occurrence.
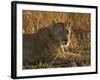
[23,51,90,69]
[23,10,91,69]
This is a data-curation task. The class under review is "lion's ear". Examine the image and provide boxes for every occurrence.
[49,20,55,30]
[49,23,56,32]
[52,20,56,24]
[65,20,72,28]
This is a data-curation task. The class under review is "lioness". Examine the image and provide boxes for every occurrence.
[23,21,71,69]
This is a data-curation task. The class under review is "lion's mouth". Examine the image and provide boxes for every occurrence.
[61,39,70,52]
[61,39,67,45]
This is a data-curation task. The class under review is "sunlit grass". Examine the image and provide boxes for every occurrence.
[23,10,91,69]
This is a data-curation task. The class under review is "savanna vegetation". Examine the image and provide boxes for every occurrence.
[23,10,91,69]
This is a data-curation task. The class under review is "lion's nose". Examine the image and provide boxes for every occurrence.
[62,39,68,45]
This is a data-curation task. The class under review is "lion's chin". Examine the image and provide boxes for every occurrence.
[61,44,69,52]
[61,41,67,45]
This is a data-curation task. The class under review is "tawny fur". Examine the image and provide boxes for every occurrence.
[23,22,71,66]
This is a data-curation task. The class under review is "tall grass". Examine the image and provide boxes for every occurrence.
[23,10,91,69]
